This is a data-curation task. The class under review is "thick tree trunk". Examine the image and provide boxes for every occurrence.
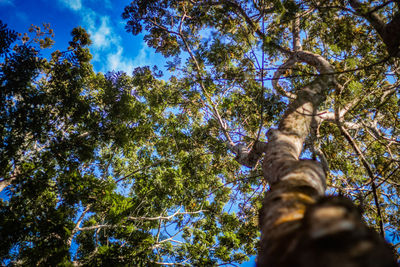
[349,0,400,57]
[256,76,397,266]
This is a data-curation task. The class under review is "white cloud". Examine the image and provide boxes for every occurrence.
[58,0,82,11]
[105,40,165,74]
[54,0,164,74]
[132,41,162,67]
[87,16,119,50]
[107,47,134,74]
[79,9,161,73]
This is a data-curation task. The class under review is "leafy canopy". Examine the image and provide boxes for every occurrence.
[1,0,400,265]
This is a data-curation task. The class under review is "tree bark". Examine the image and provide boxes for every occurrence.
[257,63,397,266]
[349,0,400,57]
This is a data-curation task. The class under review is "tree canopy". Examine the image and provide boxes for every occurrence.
[1,0,400,266]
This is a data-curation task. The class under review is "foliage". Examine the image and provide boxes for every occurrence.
[0,20,256,266]
[1,0,400,265]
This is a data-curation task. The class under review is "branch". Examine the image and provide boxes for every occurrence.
[154,261,187,266]
[67,205,91,247]
[152,235,184,249]
[273,49,336,105]
[116,160,165,183]
[292,17,301,51]
[220,0,291,55]
[77,225,121,231]
[368,1,395,13]
[335,122,385,238]
[272,56,298,98]
[350,0,400,56]
[230,140,268,168]
[177,15,234,145]
[128,209,207,222]
[175,12,268,167]
[294,50,335,75]
[256,14,266,141]
[349,0,386,34]
[365,165,400,198]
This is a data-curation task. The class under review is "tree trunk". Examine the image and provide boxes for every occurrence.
[257,76,397,266]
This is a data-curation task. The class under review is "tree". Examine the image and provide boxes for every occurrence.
[1,21,257,266]
[1,0,400,266]
[122,0,400,266]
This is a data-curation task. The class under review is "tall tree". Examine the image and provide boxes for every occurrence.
[1,21,257,266]
[1,0,400,266]
[122,0,400,265]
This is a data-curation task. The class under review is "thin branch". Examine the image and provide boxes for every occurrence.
[272,56,298,98]
[152,234,184,249]
[77,224,121,231]
[155,261,186,266]
[177,15,234,146]
[220,0,291,55]
[116,160,165,183]
[256,12,266,141]
[368,1,395,14]
[67,205,91,247]
[349,0,386,34]
[365,165,400,198]
[335,122,385,238]
[173,10,270,167]
[128,209,207,221]
[350,0,400,56]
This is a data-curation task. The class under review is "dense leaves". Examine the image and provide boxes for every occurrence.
[1,0,400,265]
[0,21,255,266]
[121,0,400,264]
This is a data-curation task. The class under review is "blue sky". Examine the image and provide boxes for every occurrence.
[0,0,256,265]
[0,0,166,74]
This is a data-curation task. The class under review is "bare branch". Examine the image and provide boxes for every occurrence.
[292,17,301,51]
[272,56,298,98]
[67,205,91,247]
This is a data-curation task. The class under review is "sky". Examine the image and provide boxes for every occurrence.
[0,0,166,74]
[0,0,256,265]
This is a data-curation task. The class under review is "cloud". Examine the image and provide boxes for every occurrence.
[107,47,134,74]
[105,40,165,74]
[0,0,13,6]
[86,16,119,50]
[58,0,82,11]
[54,0,164,74]
[79,9,163,73]
[132,41,163,67]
